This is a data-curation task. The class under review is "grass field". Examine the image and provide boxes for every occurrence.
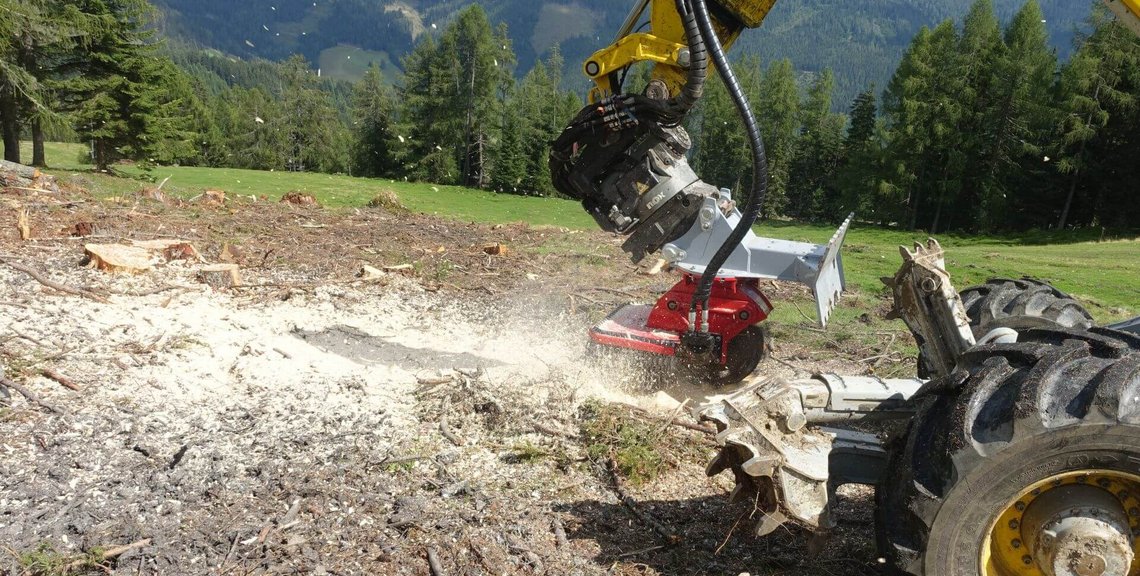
[317,44,399,83]
[22,141,1140,321]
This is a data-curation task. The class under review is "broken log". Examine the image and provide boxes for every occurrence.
[0,159,39,180]
[197,264,242,289]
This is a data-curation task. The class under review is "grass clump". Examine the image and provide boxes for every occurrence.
[509,440,549,463]
[580,400,664,486]
[19,542,106,576]
[367,189,407,213]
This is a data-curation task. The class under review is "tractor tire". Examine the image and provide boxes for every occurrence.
[708,325,769,386]
[960,277,1095,337]
[877,327,1140,575]
[917,278,1095,378]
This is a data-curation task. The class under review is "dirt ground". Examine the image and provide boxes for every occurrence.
[0,186,891,575]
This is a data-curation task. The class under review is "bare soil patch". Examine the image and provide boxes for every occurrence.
[1,188,886,575]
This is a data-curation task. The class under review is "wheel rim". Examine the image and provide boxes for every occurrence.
[981,470,1140,576]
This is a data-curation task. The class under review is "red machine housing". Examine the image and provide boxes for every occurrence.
[589,273,772,363]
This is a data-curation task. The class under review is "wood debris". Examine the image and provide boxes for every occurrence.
[202,189,226,206]
[16,208,30,240]
[280,191,319,206]
[69,221,95,237]
[482,243,507,256]
[357,265,387,282]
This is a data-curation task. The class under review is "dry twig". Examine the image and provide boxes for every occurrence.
[41,368,80,391]
[0,377,58,413]
[0,257,110,303]
[607,458,681,545]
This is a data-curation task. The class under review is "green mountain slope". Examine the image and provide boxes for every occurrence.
[153,0,1094,106]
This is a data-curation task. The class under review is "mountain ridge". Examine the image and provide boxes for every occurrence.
[153,0,1095,107]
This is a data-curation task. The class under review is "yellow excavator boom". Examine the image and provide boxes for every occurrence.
[1104,0,1140,35]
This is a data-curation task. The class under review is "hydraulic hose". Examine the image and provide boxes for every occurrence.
[666,0,708,116]
[688,0,770,325]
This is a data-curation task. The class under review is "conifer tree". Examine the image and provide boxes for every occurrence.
[351,64,398,177]
[756,58,799,217]
[790,68,846,220]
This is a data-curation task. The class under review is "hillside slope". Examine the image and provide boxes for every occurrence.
[154,0,1093,105]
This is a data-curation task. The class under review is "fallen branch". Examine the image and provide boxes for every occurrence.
[0,257,110,303]
[532,420,578,439]
[617,545,666,558]
[41,368,80,391]
[616,402,716,436]
[0,377,58,413]
[61,539,152,573]
[607,458,681,545]
[426,547,445,576]
[439,412,464,447]
[552,516,569,548]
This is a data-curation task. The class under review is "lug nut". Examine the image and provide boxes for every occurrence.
[1015,501,1026,512]
[1012,539,1022,549]
[1022,555,1033,565]
[1009,519,1020,529]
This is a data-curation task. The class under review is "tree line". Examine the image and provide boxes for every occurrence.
[690,0,1140,233]
[1,1,1136,232]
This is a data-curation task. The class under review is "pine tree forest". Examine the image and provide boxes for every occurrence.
[1,0,1137,233]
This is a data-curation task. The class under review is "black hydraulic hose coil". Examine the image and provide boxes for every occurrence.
[689,0,770,316]
[668,0,708,115]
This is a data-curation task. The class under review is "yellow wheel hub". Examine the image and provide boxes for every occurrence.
[982,470,1140,576]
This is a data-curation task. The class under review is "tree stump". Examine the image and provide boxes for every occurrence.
[84,244,155,274]
[198,264,242,288]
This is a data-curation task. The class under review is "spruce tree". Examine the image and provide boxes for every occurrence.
[1054,4,1139,229]
[351,64,397,177]
[789,68,846,220]
[756,58,799,217]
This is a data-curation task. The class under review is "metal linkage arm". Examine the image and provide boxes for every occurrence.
[658,192,853,326]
